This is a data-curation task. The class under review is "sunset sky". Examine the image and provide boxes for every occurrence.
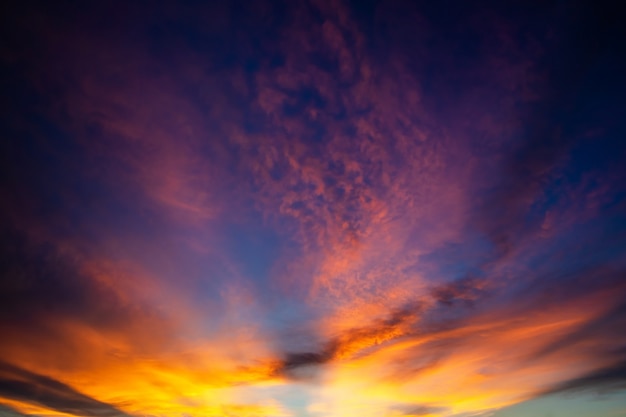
[1,1,625,416]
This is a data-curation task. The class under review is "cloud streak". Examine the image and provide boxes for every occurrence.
[0,362,129,417]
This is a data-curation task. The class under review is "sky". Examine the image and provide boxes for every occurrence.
[1,1,625,416]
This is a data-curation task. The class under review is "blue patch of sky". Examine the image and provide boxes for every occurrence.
[490,390,626,417]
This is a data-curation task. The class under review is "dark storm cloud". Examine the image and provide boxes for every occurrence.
[0,361,129,417]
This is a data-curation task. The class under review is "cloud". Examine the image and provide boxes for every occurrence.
[0,0,625,416]
[430,277,488,308]
[0,403,28,417]
[0,361,129,417]
[275,302,424,377]
[396,404,449,416]
[539,360,626,396]
[528,295,626,362]
[0,227,173,353]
